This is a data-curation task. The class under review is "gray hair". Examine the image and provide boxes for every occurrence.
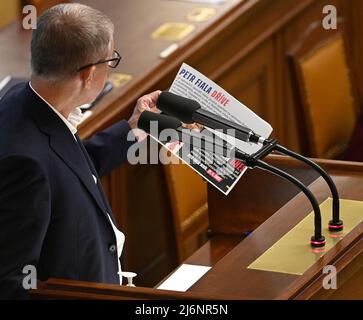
[31,3,114,81]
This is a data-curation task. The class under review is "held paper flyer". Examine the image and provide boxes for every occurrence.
[155,63,273,195]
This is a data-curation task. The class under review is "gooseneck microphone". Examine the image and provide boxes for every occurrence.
[138,111,326,247]
[157,91,266,144]
[155,91,346,246]
[274,144,343,232]
[254,159,325,247]
[138,111,181,133]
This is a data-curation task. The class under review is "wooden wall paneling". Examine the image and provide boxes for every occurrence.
[183,0,318,149]
[23,0,67,15]
[215,39,277,134]
[280,0,349,154]
[0,0,20,29]
[185,0,314,80]
[273,30,286,144]
[343,0,363,103]
[349,0,363,112]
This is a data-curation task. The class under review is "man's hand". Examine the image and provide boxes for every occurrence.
[128,90,161,141]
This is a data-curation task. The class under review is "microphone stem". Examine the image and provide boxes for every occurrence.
[273,144,340,224]
[247,158,323,240]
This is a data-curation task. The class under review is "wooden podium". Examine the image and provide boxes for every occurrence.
[32,155,363,300]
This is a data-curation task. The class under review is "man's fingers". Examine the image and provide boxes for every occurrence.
[139,91,161,111]
[142,90,161,105]
[149,90,162,102]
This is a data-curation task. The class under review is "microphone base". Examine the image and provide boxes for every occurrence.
[328,219,344,232]
[310,235,326,248]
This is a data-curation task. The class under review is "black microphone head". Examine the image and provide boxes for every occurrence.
[137,111,182,134]
[156,91,201,124]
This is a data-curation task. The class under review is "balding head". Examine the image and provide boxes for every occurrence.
[31,3,114,82]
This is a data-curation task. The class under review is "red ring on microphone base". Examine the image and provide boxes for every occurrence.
[310,235,326,248]
[328,219,344,232]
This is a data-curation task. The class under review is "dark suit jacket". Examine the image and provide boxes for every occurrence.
[0,83,135,299]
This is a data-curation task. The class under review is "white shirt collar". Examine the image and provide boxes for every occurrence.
[29,81,83,135]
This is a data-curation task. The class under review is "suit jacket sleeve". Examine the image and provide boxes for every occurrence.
[82,120,137,177]
[0,156,51,299]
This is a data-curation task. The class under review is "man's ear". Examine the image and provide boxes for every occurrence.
[79,66,96,89]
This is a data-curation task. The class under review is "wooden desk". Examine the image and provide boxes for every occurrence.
[31,277,225,300]
[185,155,363,299]
[2,0,363,286]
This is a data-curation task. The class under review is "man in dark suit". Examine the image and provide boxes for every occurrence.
[0,3,159,299]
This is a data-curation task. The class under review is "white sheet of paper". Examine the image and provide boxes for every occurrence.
[159,63,273,195]
[169,63,273,155]
[157,264,211,292]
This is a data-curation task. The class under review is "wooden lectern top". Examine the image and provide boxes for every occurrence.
[186,155,363,299]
